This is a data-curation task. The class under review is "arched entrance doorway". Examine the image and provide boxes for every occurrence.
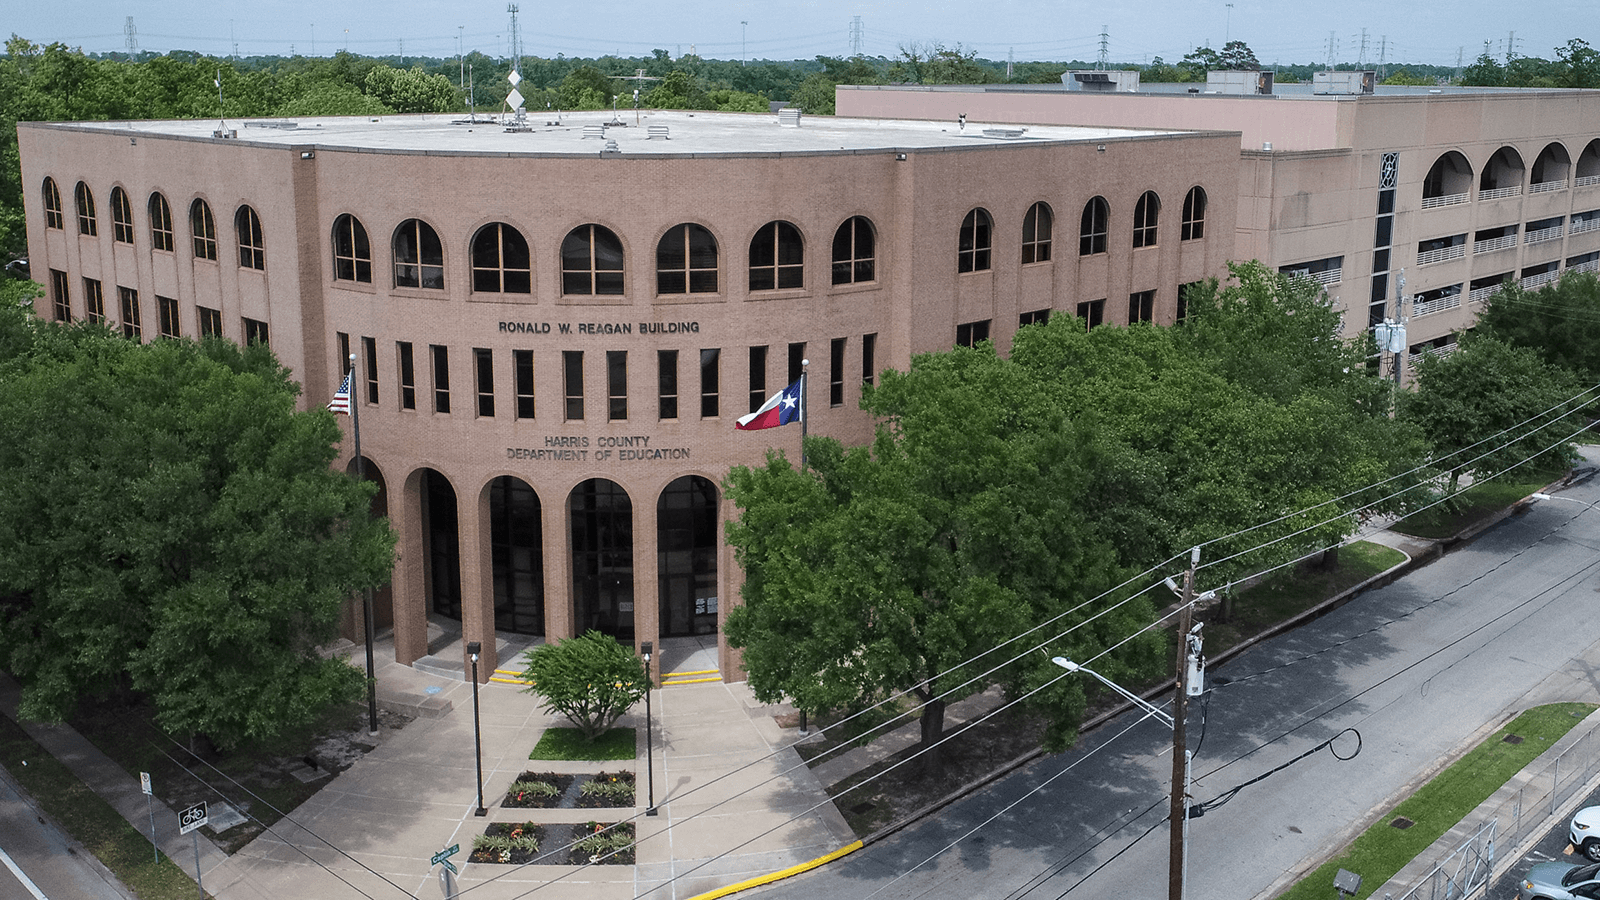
[657,475,719,637]
[489,475,544,634]
[420,468,461,621]
[569,478,633,641]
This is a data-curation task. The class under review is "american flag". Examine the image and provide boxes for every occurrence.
[328,372,352,416]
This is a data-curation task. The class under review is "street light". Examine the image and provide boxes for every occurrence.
[467,641,486,817]
[641,642,657,815]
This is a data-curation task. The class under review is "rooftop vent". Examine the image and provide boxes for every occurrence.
[244,120,299,130]
[981,127,1028,140]
[1063,70,1141,92]
[778,107,802,127]
[211,128,237,139]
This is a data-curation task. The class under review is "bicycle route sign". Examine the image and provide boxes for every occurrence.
[178,801,208,835]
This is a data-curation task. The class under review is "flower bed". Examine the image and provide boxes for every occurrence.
[503,772,574,809]
[469,822,546,864]
[576,771,635,809]
[568,821,635,865]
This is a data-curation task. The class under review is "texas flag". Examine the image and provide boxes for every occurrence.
[736,376,804,431]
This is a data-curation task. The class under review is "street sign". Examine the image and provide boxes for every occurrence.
[178,801,208,835]
[441,859,457,874]
[438,864,457,898]
[430,843,459,867]
[139,772,151,796]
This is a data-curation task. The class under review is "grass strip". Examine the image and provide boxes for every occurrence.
[1204,541,1405,651]
[1279,702,1597,900]
[1393,466,1560,539]
[529,726,636,761]
[0,715,207,899]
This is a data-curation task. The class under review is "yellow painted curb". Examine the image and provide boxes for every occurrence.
[684,841,863,900]
[663,675,722,686]
[490,676,532,685]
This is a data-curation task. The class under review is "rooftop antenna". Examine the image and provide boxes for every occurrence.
[850,16,863,57]
[1097,26,1109,70]
[124,16,137,56]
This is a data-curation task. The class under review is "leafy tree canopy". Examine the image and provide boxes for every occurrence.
[1475,274,1600,378]
[0,302,395,750]
[518,631,648,740]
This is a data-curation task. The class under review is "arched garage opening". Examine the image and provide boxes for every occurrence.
[658,475,720,637]
[488,475,544,634]
[570,478,634,641]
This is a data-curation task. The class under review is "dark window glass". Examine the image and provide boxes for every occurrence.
[333,214,373,283]
[562,224,625,295]
[190,199,216,259]
[1022,202,1053,263]
[658,350,678,420]
[236,205,264,270]
[831,216,876,285]
[395,219,444,289]
[564,350,585,420]
[1181,187,1207,241]
[110,187,134,243]
[700,348,719,418]
[861,333,876,386]
[476,348,495,417]
[362,336,379,403]
[472,222,532,293]
[657,223,719,294]
[399,342,416,410]
[75,182,98,236]
[148,193,174,251]
[749,221,804,290]
[607,350,628,421]
[431,344,450,413]
[748,345,768,412]
[1080,197,1108,256]
[1133,192,1160,249]
[514,350,535,419]
[42,178,64,230]
[957,208,992,273]
[829,337,846,407]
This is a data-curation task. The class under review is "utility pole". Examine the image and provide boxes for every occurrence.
[1170,546,1200,900]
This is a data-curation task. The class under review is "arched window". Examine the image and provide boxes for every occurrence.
[471,222,531,293]
[332,214,372,283]
[562,224,625,295]
[75,182,98,236]
[657,223,719,294]
[1181,187,1207,241]
[957,208,993,273]
[1079,197,1108,256]
[148,193,174,252]
[189,198,216,260]
[1133,191,1160,248]
[831,216,876,285]
[42,178,63,230]
[393,218,444,289]
[236,205,264,270]
[1022,202,1053,264]
[749,221,803,291]
[110,187,134,243]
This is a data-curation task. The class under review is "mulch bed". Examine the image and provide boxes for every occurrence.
[567,821,635,865]
[575,770,636,809]
[468,822,547,865]
[503,772,575,809]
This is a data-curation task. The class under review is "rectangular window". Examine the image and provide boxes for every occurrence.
[956,319,991,348]
[514,350,535,419]
[829,337,846,407]
[431,344,450,414]
[1076,299,1105,329]
[700,348,720,418]
[337,332,351,375]
[49,269,70,322]
[1019,309,1051,327]
[154,299,178,338]
[243,317,269,347]
[788,342,806,385]
[83,278,105,324]
[198,305,222,337]
[658,349,679,420]
[118,287,142,340]
[362,336,379,404]
[398,342,417,410]
[607,350,627,421]
[862,333,877,386]
[748,345,768,412]
[564,350,584,420]
[475,348,495,418]
[1128,290,1155,324]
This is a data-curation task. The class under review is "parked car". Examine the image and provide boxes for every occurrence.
[1574,807,1600,862]
[1519,861,1600,900]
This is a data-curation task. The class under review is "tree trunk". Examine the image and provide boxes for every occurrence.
[918,696,946,780]
[1315,545,1340,572]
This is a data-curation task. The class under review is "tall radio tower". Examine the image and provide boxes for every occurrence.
[124,17,137,55]
[508,4,523,74]
[850,16,863,57]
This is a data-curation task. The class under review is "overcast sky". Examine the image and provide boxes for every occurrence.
[9,0,1593,68]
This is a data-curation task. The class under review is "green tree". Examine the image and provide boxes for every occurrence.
[518,631,648,740]
[1383,69,1436,86]
[0,306,395,751]
[276,80,393,117]
[1143,56,1195,83]
[1217,40,1261,70]
[1475,275,1600,378]
[362,65,456,113]
[1556,39,1600,88]
[1399,336,1585,491]
[1461,52,1505,86]
[557,66,616,110]
[1180,45,1224,77]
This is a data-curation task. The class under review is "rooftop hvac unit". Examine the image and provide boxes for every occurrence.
[1313,70,1377,95]
[1062,70,1141,92]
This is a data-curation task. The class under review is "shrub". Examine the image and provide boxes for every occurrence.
[519,632,649,741]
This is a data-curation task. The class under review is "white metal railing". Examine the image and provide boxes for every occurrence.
[1521,271,1559,290]
[1530,179,1569,194]
[1479,185,1522,200]
[1407,343,1458,370]
[1309,268,1342,286]
[1571,218,1600,235]
[1525,225,1565,244]
[1577,174,1600,187]
[1417,244,1466,265]
[1474,234,1518,253]
[1421,192,1469,209]
[1569,259,1600,275]
[1412,294,1462,317]
[1468,285,1502,303]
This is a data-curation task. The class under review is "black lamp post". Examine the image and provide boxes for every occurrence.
[467,641,486,817]
[641,642,656,816]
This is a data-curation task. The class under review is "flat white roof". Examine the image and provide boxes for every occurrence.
[35,108,1200,157]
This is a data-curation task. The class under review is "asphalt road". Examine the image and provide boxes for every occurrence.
[755,469,1600,900]
[0,769,133,900]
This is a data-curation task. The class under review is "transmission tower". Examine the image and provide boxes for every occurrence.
[1505,30,1520,61]
[850,16,863,57]
[1326,31,1338,70]
[507,4,522,74]
[1097,26,1109,70]
[1356,28,1368,67]
[124,17,137,55]
[1378,35,1387,78]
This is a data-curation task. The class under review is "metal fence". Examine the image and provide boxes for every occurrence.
[1386,716,1600,900]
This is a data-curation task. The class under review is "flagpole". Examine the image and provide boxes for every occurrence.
[799,362,808,473]
[349,352,379,737]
